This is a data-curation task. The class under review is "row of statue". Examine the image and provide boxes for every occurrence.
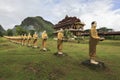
[4,31,48,51]
[4,21,105,65]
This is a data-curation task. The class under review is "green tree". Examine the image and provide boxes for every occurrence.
[6,29,13,36]
[97,27,113,32]
[29,30,35,36]
[64,29,73,41]
[16,26,28,35]
[0,31,3,37]
[84,29,90,33]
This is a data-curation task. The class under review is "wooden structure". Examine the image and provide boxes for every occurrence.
[54,15,85,36]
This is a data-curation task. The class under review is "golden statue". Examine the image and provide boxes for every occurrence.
[42,31,48,51]
[57,29,64,55]
[27,33,32,47]
[21,34,24,45]
[12,36,16,43]
[17,35,21,44]
[23,34,27,46]
[89,21,105,64]
[33,32,38,48]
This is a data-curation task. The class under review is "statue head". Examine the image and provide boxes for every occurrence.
[24,34,26,36]
[43,30,46,33]
[34,32,37,34]
[59,28,63,33]
[91,21,97,28]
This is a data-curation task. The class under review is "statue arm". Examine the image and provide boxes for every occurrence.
[91,29,100,40]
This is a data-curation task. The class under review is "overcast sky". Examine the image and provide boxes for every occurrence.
[0,0,120,31]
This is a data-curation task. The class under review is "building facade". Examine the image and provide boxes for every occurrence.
[54,15,85,37]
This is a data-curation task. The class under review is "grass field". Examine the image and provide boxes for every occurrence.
[0,37,120,80]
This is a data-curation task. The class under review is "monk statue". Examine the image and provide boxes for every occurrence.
[33,32,38,48]
[23,34,27,46]
[21,34,24,45]
[57,28,64,55]
[89,21,105,64]
[27,33,32,47]
[17,35,21,44]
[42,30,48,51]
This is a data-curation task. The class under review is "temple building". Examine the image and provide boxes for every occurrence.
[54,15,85,37]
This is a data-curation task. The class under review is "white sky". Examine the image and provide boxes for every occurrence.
[0,0,120,31]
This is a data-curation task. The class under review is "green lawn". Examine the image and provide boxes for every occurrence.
[0,37,120,80]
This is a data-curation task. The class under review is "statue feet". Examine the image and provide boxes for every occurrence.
[54,52,67,56]
[43,48,47,51]
[40,48,47,52]
[58,52,63,55]
[33,46,38,48]
[90,59,99,64]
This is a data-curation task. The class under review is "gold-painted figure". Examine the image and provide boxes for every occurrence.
[21,34,24,45]
[23,34,27,46]
[89,21,105,64]
[57,29,64,55]
[42,31,48,51]
[27,33,32,47]
[33,32,38,48]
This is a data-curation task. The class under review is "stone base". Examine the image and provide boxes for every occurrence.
[54,52,68,57]
[81,60,106,70]
[40,48,50,52]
